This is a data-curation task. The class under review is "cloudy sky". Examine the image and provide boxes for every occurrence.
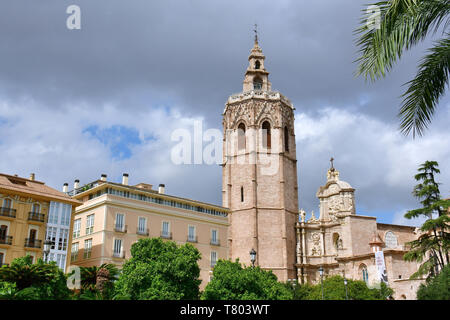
[1,0,449,226]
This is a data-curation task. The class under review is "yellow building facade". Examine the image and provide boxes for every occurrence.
[0,173,80,266]
[67,174,229,288]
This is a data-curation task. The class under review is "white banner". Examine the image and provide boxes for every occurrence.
[375,251,388,284]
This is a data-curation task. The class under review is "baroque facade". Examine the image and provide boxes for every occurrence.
[295,166,423,299]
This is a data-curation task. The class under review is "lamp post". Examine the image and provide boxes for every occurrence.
[43,239,53,263]
[344,278,348,300]
[319,266,324,300]
[249,248,256,267]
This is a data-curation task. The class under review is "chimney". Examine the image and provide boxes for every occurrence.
[29,173,35,181]
[158,184,165,194]
[74,179,80,189]
[63,183,68,193]
[122,173,129,185]
[100,174,107,181]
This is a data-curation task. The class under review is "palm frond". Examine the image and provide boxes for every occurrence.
[355,0,450,81]
[399,36,450,136]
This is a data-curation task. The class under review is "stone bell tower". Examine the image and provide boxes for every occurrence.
[222,33,299,281]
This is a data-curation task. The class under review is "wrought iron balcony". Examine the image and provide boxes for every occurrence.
[114,225,127,233]
[210,239,220,246]
[187,236,198,243]
[112,250,125,259]
[28,212,45,222]
[0,207,16,218]
[160,231,172,240]
[137,228,149,236]
[24,238,42,248]
[0,235,13,245]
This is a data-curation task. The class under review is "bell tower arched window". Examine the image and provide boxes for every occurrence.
[253,76,263,90]
[262,121,271,149]
[238,123,246,151]
[255,60,261,69]
[284,126,289,152]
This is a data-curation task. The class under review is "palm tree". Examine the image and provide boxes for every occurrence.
[0,256,57,291]
[79,263,119,292]
[355,0,450,137]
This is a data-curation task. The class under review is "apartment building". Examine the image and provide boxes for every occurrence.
[0,173,81,268]
[67,174,229,288]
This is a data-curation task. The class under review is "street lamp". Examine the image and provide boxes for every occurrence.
[43,240,53,263]
[319,266,324,300]
[344,278,348,300]
[249,248,256,267]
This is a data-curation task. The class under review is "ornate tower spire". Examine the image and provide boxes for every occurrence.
[223,35,298,282]
[242,30,271,92]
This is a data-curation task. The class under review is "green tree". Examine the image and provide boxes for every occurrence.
[403,161,450,278]
[0,255,70,300]
[201,259,293,300]
[114,238,201,300]
[355,0,450,137]
[306,275,393,300]
[282,280,314,300]
[416,264,450,299]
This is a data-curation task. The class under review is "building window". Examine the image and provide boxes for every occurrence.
[162,221,171,238]
[32,203,40,213]
[238,123,246,150]
[115,213,125,232]
[48,203,58,225]
[188,225,196,242]
[253,76,262,90]
[262,121,271,149]
[58,229,69,251]
[284,126,289,152]
[241,187,244,202]
[2,198,12,209]
[210,251,218,268]
[73,219,81,239]
[62,204,71,226]
[71,243,79,262]
[86,214,94,235]
[360,264,369,284]
[255,60,260,69]
[211,229,219,246]
[0,225,7,239]
[46,227,57,249]
[138,217,147,235]
[0,252,4,266]
[113,239,122,257]
[84,239,92,259]
[384,231,398,248]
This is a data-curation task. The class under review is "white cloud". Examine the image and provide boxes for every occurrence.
[295,106,450,224]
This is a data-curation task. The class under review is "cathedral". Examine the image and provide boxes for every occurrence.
[222,35,423,299]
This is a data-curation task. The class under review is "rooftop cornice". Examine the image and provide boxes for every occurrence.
[225,90,293,111]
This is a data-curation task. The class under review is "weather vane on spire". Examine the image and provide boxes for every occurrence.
[253,23,258,44]
[330,157,335,170]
